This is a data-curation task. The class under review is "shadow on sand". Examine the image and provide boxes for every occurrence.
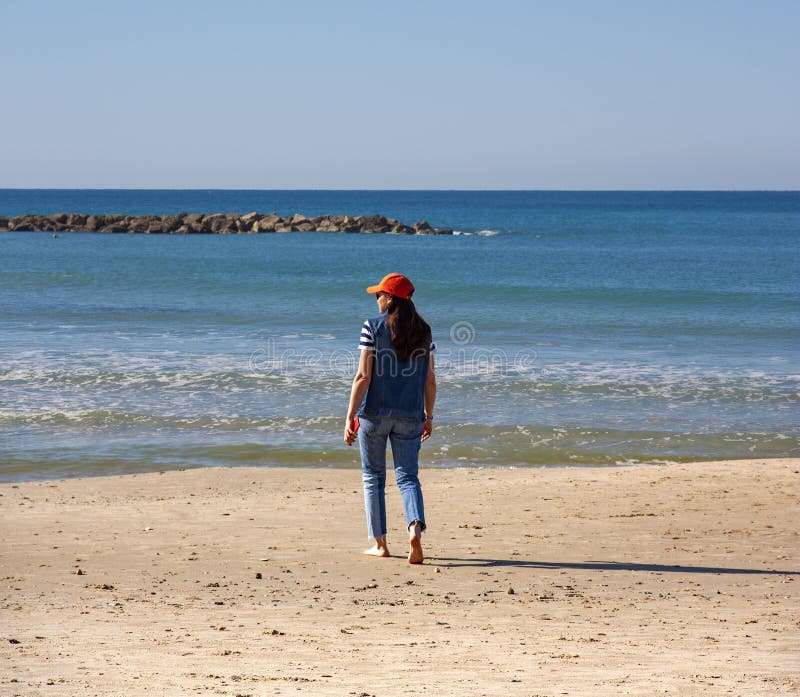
[429,557,798,576]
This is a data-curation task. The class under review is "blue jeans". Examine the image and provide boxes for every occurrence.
[358,416,426,540]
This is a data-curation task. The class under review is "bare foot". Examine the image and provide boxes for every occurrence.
[363,537,390,557]
[408,522,424,564]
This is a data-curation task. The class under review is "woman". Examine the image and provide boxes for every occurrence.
[344,273,436,564]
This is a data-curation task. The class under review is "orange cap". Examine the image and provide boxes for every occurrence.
[366,273,415,299]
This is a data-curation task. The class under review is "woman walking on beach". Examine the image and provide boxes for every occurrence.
[344,273,436,564]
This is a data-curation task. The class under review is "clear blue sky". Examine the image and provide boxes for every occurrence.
[1,1,798,189]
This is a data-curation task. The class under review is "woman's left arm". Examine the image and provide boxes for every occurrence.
[344,348,373,445]
[422,353,436,443]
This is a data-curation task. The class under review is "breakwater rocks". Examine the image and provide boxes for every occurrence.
[0,212,453,235]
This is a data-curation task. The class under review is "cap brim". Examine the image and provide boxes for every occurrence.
[366,285,381,294]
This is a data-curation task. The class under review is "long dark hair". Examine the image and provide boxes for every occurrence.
[385,296,432,362]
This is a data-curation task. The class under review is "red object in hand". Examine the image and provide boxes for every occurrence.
[346,417,360,446]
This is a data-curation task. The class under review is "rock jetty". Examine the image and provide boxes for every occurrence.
[0,212,453,235]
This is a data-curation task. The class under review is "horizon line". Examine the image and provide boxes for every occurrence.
[1,187,798,193]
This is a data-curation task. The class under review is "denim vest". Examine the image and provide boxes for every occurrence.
[358,314,430,420]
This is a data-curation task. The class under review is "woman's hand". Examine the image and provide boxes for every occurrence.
[344,417,359,446]
[421,418,433,443]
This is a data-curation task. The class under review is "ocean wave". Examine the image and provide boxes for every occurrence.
[452,229,501,236]
[2,361,797,409]
[0,410,340,431]
[0,367,351,392]
[2,424,797,482]
[2,410,796,453]
[489,378,798,402]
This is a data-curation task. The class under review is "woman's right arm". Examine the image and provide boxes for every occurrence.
[344,348,373,445]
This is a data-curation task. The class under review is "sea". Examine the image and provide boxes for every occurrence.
[1,190,798,481]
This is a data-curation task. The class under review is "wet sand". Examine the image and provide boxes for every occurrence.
[1,459,798,696]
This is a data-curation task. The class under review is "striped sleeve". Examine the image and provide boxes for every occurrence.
[358,321,375,350]
[359,321,436,353]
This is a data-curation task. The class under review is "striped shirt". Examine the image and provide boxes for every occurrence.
[359,320,435,353]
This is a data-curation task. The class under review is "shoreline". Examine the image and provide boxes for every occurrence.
[2,456,796,486]
[2,458,798,695]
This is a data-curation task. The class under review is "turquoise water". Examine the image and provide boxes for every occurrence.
[1,190,798,480]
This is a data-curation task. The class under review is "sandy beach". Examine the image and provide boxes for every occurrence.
[1,459,798,696]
